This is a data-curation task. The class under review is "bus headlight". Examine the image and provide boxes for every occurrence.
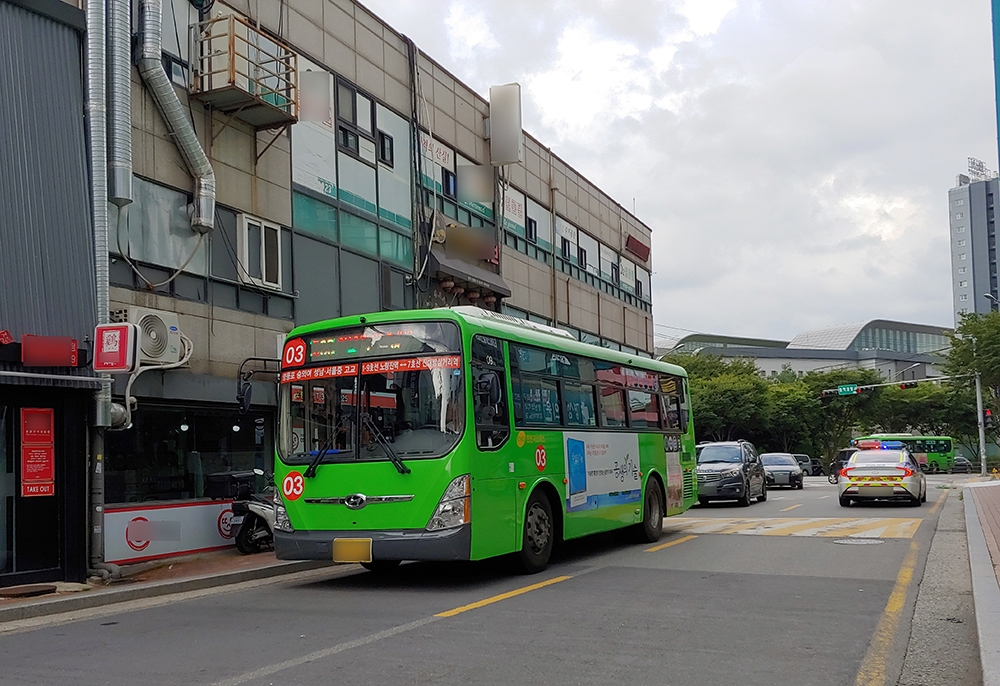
[273,490,294,533]
[426,475,471,531]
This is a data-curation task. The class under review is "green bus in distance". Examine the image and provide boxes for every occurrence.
[273,307,697,573]
[852,434,955,473]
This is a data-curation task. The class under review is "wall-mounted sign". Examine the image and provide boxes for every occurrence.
[22,335,78,367]
[21,408,55,497]
[625,235,651,262]
[0,330,12,345]
[94,323,138,373]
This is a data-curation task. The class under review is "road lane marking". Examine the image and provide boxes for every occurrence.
[780,504,802,512]
[855,541,919,686]
[645,534,698,553]
[818,495,831,499]
[928,489,948,515]
[434,575,572,617]
[670,517,923,538]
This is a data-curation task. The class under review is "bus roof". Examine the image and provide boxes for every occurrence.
[286,306,689,379]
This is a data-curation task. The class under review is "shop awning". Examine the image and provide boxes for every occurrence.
[0,367,102,389]
[427,248,512,298]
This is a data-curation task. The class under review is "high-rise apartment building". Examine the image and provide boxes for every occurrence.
[948,174,998,324]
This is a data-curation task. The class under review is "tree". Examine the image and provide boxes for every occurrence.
[774,363,798,384]
[765,381,820,454]
[690,372,771,442]
[943,312,1000,457]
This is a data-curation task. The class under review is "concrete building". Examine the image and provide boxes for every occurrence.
[1,0,656,571]
[667,320,952,381]
[948,174,998,324]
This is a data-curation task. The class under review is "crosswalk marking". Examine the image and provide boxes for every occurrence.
[666,517,922,539]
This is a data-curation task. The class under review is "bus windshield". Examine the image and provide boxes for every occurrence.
[279,322,464,464]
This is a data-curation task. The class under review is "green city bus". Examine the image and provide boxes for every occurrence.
[852,434,955,473]
[272,306,697,573]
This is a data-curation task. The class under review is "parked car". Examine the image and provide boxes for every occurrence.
[761,453,805,489]
[951,456,973,474]
[792,453,821,476]
[838,443,927,507]
[695,440,767,507]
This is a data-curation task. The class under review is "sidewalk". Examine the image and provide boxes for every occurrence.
[0,549,337,624]
[965,480,1000,686]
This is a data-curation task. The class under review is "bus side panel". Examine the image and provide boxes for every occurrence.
[561,431,644,541]
[470,477,518,560]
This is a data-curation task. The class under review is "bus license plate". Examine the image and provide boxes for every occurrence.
[333,538,373,563]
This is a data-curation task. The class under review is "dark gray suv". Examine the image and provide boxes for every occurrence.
[695,440,767,507]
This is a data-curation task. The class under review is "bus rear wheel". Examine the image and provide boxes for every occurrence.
[518,491,554,574]
[637,480,664,543]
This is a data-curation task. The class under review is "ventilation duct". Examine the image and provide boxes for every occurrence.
[107,0,131,206]
[136,0,215,233]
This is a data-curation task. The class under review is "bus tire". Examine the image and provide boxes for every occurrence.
[518,490,554,574]
[637,478,664,543]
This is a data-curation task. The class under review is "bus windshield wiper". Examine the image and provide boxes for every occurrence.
[304,439,333,478]
[361,413,411,475]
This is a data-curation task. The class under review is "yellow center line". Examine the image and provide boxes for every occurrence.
[435,575,572,617]
[645,534,698,552]
[855,541,919,686]
[928,488,948,515]
[780,504,802,512]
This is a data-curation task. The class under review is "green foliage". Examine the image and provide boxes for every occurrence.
[690,372,770,442]
[766,381,820,453]
[774,363,798,384]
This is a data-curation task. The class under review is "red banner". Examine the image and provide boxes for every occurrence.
[280,363,358,384]
[21,408,55,498]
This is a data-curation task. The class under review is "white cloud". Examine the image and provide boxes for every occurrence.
[445,2,499,63]
[678,0,738,36]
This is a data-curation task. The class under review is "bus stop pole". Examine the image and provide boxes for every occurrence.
[976,369,988,477]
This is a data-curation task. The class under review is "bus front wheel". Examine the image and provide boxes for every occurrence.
[518,491,554,574]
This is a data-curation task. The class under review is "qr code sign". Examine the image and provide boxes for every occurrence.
[102,329,121,353]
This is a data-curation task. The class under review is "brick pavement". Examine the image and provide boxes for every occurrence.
[971,483,1000,588]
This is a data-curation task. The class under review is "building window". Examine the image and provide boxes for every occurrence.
[958,239,967,247]
[960,294,969,301]
[959,266,967,274]
[578,246,587,270]
[526,217,537,243]
[561,237,571,259]
[337,82,355,124]
[960,280,968,287]
[611,263,619,284]
[378,131,394,167]
[338,126,359,154]
[956,199,965,206]
[958,226,966,233]
[956,212,965,219]
[442,169,457,199]
[959,253,967,260]
[237,213,282,290]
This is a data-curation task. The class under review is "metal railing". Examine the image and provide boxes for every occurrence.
[189,13,298,121]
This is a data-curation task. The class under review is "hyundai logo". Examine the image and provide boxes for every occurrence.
[344,493,367,510]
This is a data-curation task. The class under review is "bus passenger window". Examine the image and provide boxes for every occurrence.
[599,387,627,428]
[473,335,510,450]
[564,382,597,426]
[628,390,660,429]
[661,395,681,431]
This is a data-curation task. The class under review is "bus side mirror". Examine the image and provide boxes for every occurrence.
[237,381,252,415]
[475,371,502,406]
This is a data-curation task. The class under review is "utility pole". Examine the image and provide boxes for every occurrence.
[976,367,988,477]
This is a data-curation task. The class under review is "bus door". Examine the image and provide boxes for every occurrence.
[470,335,516,556]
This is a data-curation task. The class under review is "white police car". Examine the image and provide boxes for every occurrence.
[838,440,927,507]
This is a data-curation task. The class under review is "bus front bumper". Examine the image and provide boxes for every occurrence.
[274,525,471,562]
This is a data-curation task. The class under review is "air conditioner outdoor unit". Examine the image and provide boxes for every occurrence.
[114,307,183,365]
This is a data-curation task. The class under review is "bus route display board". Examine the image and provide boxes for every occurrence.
[21,408,55,497]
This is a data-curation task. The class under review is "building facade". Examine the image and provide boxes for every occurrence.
[30,0,656,566]
[949,175,998,324]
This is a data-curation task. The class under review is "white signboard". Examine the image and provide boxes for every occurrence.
[563,432,641,512]
[419,132,455,171]
[501,186,526,233]
[292,121,337,199]
[105,501,236,564]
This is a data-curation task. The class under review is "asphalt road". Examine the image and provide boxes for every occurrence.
[0,474,979,686]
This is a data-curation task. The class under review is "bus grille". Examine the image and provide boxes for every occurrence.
[683,471,695,499]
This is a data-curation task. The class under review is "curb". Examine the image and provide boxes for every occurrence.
[0,560,337,624]
[964,484,1000,686]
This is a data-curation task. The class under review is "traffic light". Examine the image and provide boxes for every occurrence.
[899,381,919,390]
[820,389,838,399]
[985,408,995,429]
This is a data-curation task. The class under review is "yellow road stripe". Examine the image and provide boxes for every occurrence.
[928,489,948,515]
[855,541,919,686]
[645,534,698,553]
[435,576,572,617]
[780,504,802,512]
[671,517,922,538]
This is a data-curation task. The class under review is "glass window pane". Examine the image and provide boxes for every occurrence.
[379,228,413,269]
[339,211,378,257]
[564,382,597,426]
[599,388,627,427]
[246,221,262,279]
[338,83,355,123]
[628,390,659,429]
[264,225,280,284]
[517,375,561,426]
[293,193,338,242]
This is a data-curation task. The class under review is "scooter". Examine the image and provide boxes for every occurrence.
[231,468,276,554]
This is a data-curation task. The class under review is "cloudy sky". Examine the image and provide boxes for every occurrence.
[362,0,997,347]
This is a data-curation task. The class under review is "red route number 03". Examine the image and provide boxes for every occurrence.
[283,339,306,368]
[282,471,304,501]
